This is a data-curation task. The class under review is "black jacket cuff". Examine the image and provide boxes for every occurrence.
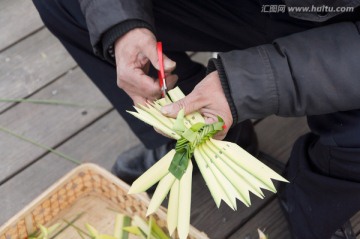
[207,57,239,127]
[101,20,155,65]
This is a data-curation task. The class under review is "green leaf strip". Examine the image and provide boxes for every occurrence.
[169,118,224,179]
[0,125,81,165]
[0,98,108,108]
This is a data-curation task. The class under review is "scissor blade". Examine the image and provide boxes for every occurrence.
[161,78,167,97]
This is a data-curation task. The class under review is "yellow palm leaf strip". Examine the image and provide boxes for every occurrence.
[198,145,238,210]
[177,161,193,239]
[146,173,176,216]
[129,150,176,194]
[167,179,180,236]
[201,142,253,206]
[205,140,267,197]
[193,148,223,208]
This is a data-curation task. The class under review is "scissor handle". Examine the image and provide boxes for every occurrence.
[156,42,165,92]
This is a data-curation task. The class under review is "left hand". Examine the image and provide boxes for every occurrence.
[161,71,233,140]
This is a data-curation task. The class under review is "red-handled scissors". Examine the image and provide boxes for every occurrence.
[156,42,167,98]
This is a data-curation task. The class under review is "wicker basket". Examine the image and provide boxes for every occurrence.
[0,163,208,239]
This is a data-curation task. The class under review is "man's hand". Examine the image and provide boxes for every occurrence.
[161,71,233,140]
[114,28,177,105]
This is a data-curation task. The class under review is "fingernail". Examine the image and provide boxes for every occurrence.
[164,58,176,68]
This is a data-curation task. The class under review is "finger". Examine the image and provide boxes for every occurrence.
[117,77,158,101]
[161,91,205,118]
[201,111,229,140]
[203,115,218,124]
[142,43,176,72]
[128,68,161,97]
[200,106,233,128]
[132,95,147,107]
[213,120,229,140]
[141,41,160,70]
[153,127,173,138]
[163,54,176,72]
[165,74,178,90]
[213,130,227,140]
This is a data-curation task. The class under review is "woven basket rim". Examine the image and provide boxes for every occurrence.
[0,163,209,239]
[0,163,149,231]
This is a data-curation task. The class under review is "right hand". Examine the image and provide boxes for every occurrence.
[161,71,233,140]
[114,28,177,106]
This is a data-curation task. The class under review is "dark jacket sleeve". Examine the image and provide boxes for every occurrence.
[214,21,360,123]
[78,0,154,58]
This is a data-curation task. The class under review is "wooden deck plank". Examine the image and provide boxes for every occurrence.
[190,52,213,65]
[0,68,111,184]
[0,0,43,51]
[351,211,360,237]
[0,28,76,112]
[228,198,291,239]
[255,116,310,164]
[0,110,139,225]
[231,198,360,239]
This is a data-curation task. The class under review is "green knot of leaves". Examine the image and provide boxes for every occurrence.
[169,109,224,180]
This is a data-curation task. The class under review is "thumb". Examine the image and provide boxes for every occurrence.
[161,93,204,118]
[163,55,176,72]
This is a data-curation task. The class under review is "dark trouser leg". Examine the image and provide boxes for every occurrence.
[279,110,360,239]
